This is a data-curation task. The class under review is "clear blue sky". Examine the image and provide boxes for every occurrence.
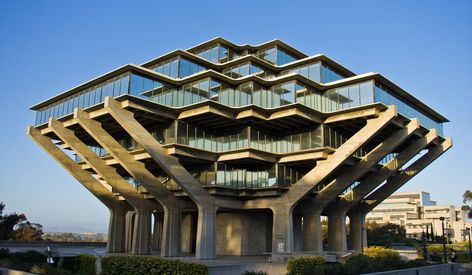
[0,0,470,232]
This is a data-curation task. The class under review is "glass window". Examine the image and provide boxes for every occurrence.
[259,47,276,64]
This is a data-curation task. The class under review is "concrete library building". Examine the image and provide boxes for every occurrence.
[28,38,451,259]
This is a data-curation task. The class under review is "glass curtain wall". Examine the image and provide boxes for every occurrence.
[148,56,206,79]
[36,72,444,137]
[257,46,297,65]
[35,73,130,125]
[281,62,345,83]
[374,82,444,135]
[194,44,230,63]
[323,81,375,112]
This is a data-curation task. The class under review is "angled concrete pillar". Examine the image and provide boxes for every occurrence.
[322,127,437,252]
[104,97,218,259]
[349,137,452,249]
[195,206,217,259]
[314,119,419,211]
[74,108,181,257]
[27,126,130,253]
[48,118,155,255]
[327,213,347,253]
[364,137,452,208]
[282,106,397,206]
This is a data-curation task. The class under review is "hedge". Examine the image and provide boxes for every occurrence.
[286,251,429,275]
[101,255,208,275]
[287,256,326,275]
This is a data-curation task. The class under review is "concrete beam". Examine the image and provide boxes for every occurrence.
[47,118,155,255]
[283,106,397,206]
[329,128,439,216]
[362,137,452,211]
[348,137,452,251]
[27,126,130,253]
[104,97,220,259]
[74,108,181,257]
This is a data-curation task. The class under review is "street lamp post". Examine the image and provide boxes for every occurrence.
[440,217,447,263]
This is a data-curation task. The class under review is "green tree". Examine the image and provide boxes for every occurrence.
[0,202,26,240]
[366,221,412,247]
[0,202,43,241]
[462,190,472,219]
[13,221,44,241]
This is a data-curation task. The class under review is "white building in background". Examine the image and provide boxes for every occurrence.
[366,191,471,243]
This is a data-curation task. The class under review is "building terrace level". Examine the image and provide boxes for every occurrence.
[28,38,451,260]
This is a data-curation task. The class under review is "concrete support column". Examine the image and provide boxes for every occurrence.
[302,210,322,252]
[327,213,347,253]
[125,211,135,253]
[272,207,293,253]
[349,212,367,253]
[132,206,153,255]
[195,206,217,259]
[107,206,126,253]
[161,206,181,257]
[293,214,302,252]
[152,212,163,252]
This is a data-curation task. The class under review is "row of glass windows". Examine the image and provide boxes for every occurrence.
[148,162,302,189]
[35,72,444,136]
[115,120,353,155]
[222,62,264,79]
[323,81,375,112]
[374,83,444,136]
[257,46,297,65]
[148,56,206,79]
[321,63,344,83]
[194,44,230,64]
[281,62,345,84]
[282,62,322,83]
[35,74,130,125]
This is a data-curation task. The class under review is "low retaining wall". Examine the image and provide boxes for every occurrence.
[208,262,287,275]
[0,241,106,248]
[363,263,460,275]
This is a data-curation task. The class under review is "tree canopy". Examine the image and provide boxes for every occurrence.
[0,202,43,241]
[463,190,472,219]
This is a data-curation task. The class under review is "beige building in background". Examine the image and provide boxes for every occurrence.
[366,191,471,242]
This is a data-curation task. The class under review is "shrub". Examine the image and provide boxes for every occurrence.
[242,271,267,275]
[101,255,207,275]
[286,256,326,275]
[0,248,10,259]
[30,264,71,275]
[364,246,399,258]
[343,255,377,274]
[75,254,96,274]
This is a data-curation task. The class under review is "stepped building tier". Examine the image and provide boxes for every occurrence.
[28,37,451,259]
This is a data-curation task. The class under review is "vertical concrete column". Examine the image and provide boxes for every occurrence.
[132,206,153,255]
[125,211,135,253]
[293,214,302,252]
[195,206,217,259]
[107,206,127,253]
[349,212,367,253]
[302,209,323,252]
[161,206,181,257]
[327,213,347,253]
[272,206,294,253]
[152,212,163,252]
